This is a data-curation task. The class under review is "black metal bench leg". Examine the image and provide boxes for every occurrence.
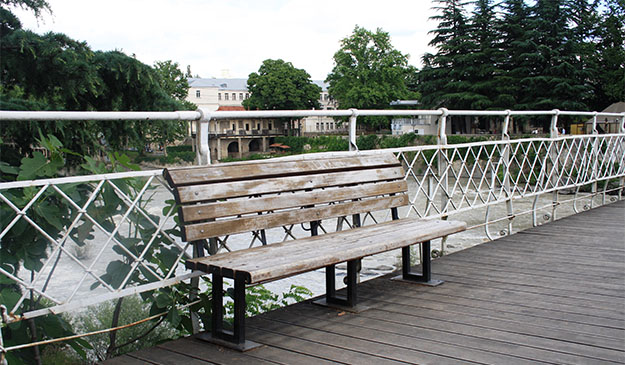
[196,272,261,351]
[393,240,444,286]
[313,260,368,312]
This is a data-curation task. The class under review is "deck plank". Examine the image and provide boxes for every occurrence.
[105,200,625,365]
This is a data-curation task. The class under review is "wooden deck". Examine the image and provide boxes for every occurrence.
[105,201,625,364]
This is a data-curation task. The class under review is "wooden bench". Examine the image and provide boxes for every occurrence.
[164,153,466,350]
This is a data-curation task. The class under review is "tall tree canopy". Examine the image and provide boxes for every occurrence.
[326,26,414,128]
[419,1,473,109]
[242,59,321,111]
[0,5,193,163]
[242,59,321,135]
[419,0,624,113]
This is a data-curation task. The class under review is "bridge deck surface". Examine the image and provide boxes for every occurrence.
[105,200,625,364]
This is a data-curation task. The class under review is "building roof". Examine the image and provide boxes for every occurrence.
[188,78,249,90]
[188,78,328,92]
[585,102,625,124]
[217,106,246,111]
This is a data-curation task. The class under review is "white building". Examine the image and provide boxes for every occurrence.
[186,78,343,135]
[391,115,439,136]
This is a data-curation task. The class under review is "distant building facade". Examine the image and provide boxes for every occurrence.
[186,78,343,161]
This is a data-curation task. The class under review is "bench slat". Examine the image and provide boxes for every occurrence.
[186,219,467,284]
[183,194,409,241]
[181,180,408,222]
[176,166,405,203]
[188,217,425,269]
[164,154,401,186]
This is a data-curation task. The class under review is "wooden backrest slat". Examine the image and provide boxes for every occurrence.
[164,154,401,186]
[183,194,409,241]
[180,180,408,222]
[176,166,404,203]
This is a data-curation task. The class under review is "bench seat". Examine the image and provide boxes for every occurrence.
[165,152,467,350]
[186,218,466,284]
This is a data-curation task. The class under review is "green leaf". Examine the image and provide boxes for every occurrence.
[17,151,64,180]
[155,293,170,308]
[0,162,19,175]
[166,309,181,328]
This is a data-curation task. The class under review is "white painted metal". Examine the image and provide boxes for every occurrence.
[0,108,623,338]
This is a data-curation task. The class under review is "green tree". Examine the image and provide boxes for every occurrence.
[243,59,321,135]
[154,60,193,103]
[326,26,413,129]
[464,0,501,110]
[518,0,589,113]
[0,0,50,18]
[0,7,191,163]
[592,0,625,109]
[419,1,473,110]
[496,0,533,111]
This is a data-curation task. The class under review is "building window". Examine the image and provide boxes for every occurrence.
[324,94,329,101]
[257,123,261,130]
[225,93,229,100]
[196,90,201,98]
[218,93,221,100]
[245,93,249,99]
[326,123,330,130]
[245,123,249,131]
[316,123,320,130]
[268,122,272,130]
[240,93,244,100]
[232,123,235,130]
[232,93,236,100]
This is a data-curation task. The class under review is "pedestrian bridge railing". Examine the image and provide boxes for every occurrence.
[0,108,623,354]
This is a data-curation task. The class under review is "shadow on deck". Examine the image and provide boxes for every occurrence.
[105,201,625,364]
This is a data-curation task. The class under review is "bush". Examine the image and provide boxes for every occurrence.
[166,145,193,153]
[356,135,379,150]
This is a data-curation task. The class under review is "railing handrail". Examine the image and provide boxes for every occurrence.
[1,108,623,356]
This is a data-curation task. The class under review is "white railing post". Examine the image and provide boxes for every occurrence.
[502,110,514,235]
[550,110,560,221]
[195,109,211,165]
[349,108,358,151]
[437,108,449,256]
[591,113,600,208]
[621,115,625,201]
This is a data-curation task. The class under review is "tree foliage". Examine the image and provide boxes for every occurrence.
[419,0,625,113]
[243,59,321,111]
[326,26,415,128]
[243,59,321,135]
[0,7,193,164]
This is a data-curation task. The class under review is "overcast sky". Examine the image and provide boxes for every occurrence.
[12,0,439,80]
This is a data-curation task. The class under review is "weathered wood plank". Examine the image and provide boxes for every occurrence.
[126,347,215,364]
[257,306,540,365]
[186,219,467,283]
[176,166,404,203]
[181,180,408,222]
[270,303,606,365]
[101,355,152,365]
[360,282,625,338]
[184,194,409,241]
[164,153,401,186]
[156,337,282,365]
[246,326,411,365]
[249,317,474,365]
[355,297,625,363]
[357,307,621,365]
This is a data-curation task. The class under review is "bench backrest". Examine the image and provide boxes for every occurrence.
[164,153,409,242]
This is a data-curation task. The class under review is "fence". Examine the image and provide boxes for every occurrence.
[0,108,624,355]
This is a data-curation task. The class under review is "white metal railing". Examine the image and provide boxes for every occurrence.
[0,108,624,353]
